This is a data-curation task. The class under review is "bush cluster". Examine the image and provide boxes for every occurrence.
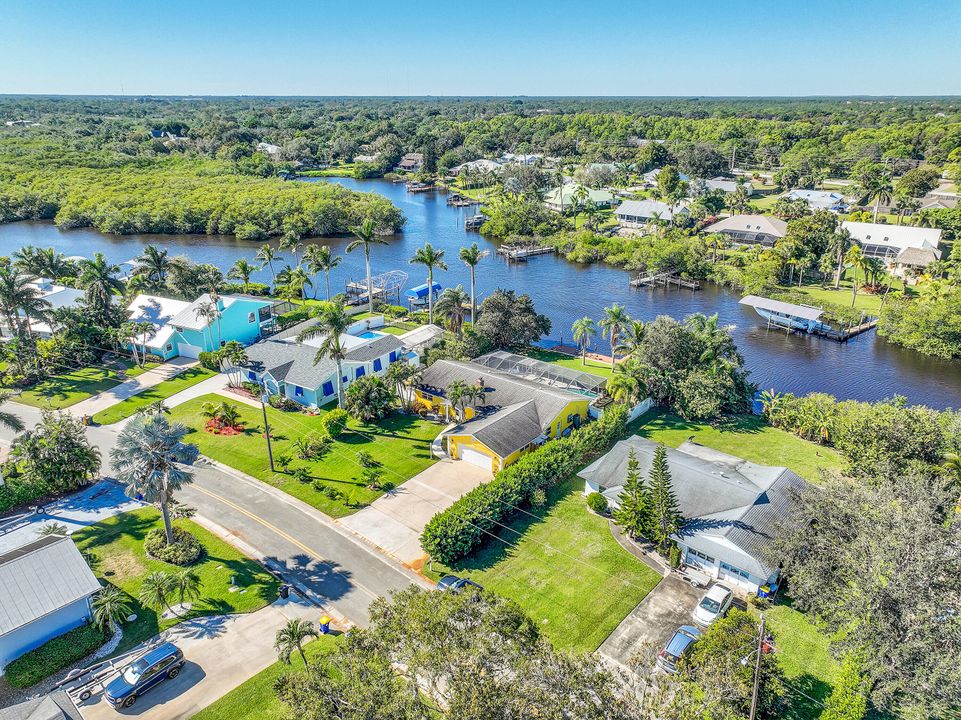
[197,351,220,371]
[321,408,349,438]
[586,492,608,514]
[5,622,108,688]
[144,526,203,566]
[277,307,311,329]
[421,405,628,564]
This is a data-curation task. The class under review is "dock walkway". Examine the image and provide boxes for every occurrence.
[497,244,557,262]
[629,270,700,290]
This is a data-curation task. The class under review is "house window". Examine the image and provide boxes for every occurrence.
[356,367,365,379]
[295,386,304,397]
[389,351,397,363]
[174,326,183,332]
[373,358,382,372]
[165,344,173,352]
[322,381,334,396]
[220,340,226,347]
[248,312,256,323]
[342,376,348,383]
[720,562,750,579]
[688,549,715,564]
[248,371,256,381]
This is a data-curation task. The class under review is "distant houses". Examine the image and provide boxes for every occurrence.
[543,184,615,212]
[579,437,808,594]
[614,199,688,228]
[842,221,943,278]
[693,177,755,195]
[0,536,102,670]
[448,158,503,175]
[395,153,424,173]
[498,152,543,166]
[785,189,848,213]
[0,278,84,338]
[704,215,787,247]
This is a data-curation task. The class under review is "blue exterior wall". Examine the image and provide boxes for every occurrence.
[0,597,93,669]
[138,296,271,359]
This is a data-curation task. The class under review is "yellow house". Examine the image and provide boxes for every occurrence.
[416,359,592,473]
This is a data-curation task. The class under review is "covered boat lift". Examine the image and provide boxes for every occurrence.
[739,295,826,333]
[406,281,442,310]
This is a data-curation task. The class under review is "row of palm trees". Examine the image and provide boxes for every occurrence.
[571,304,644,369]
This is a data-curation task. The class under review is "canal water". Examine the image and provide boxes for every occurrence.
[1,176,959,409]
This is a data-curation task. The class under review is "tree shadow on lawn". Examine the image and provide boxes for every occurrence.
[780,672,833,720]
[635,412,765,438]
[72,514,158,555]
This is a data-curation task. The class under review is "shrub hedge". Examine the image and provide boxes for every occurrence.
[421,405,628,564]
[5,622,108,688]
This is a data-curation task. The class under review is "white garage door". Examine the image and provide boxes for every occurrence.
[177,342,204,359]
[459,446,494,472]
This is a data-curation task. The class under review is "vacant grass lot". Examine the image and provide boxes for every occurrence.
[10,366,124,408]
[192,635,340,720]
[424,476,662,653]
[634,410,843,483]
[524,348,615,380]
[168,394,441,517]
[73,508,278,655]
[91,367,216,424]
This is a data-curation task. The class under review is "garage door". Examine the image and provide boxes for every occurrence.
[177,342,204,359]
[459,446,494,472]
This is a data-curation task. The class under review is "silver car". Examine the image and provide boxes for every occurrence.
[692,583,733,627]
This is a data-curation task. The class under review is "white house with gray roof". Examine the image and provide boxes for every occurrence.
[0,536,101,671]
[615,199,689,227]
[579,437,808,593]
[704,214,787,247]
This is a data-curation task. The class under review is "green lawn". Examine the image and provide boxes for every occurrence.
[72,508,279,655]
[424,477,662,653]
[523,348,615,380]
[378,325,408,336]
[775,266,903,316]
[750,192,783,211]
[11,366,125,408]
[192,635,340,720]
[91,367,217,424]
[634,411,843,484]
[168,394,441,517]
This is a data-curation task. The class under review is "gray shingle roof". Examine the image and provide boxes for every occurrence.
[452,401,543,458]
[0,536,101,637]
[344,334,404,363]
[578,437,808,579]
[243,340,336,389]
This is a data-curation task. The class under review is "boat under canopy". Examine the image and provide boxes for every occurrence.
[739,295,827,333]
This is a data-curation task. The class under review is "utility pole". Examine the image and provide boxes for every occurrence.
[260,382,275,472]
[749,613,766,720]
[730,145,737,173]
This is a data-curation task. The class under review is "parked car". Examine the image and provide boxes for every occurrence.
[436,574,483,594]
[104,642,185,709]
[657,625,702,674]
[692,583,734,627]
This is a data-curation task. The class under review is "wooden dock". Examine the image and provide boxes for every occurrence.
[497,244,557,262]
[815,318,878,342]
[629,270,700,290]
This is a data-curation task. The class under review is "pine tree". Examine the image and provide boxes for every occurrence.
[820,653,868,720]
[612,448,653,540]
[648,444,682,552]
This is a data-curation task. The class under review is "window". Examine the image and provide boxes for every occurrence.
[342,376,348,383]
[720,562,750,579]
[373,358,382,372]
[322,381,334,396]
[356,367,365,379]
[248,371,256,381]
[248,312,256,323]
[688,549,715,564]
[220,340,226,347]
[295,386,304,397]
[165,344,173,352]
[389,351,397,363]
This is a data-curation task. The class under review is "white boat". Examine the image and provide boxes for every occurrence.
[739,295,831,334]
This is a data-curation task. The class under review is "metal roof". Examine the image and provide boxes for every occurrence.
[471,350,607,394]
[0,536,101,637]
[739,295,824,322]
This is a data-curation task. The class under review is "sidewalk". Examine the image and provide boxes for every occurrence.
[75,597,324,720]
[68,358,197,418]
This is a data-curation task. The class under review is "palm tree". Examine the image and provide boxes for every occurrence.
[409,243,447,324]
[434,285,470,337]
[598,304,629,369]
[304,245,341,301]
[14,247,72,280]
[607,364,641,404]
[219,341,248,387]
[297,302,351,408]
[91,586,132,632]
[856,166,893,223]
[78,253,123,323]
[274,618,319,674]
[828,228,853,289]
[111,414,199,545]
[255,244,283,287]
[0,392,25,433]
[347,218,389,314]
[277,265,312,301]
[280,235,302,269]
[459,243,489,322]
[135,245,171,288]
[173,569,202,607]
[139,572,178,616]
[0,268,51,337]
[193,299,220,349]
[845,245,870,307]
[228,258,256,294]
[571,317,597,366]
[614,319,646,358]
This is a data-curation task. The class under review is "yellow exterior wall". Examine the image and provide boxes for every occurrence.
[414,389,476,420]
[446,434,504,473]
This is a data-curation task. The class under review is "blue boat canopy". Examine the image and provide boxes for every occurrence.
[407,282,442,298]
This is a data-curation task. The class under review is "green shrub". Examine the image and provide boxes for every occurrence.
[586,492,608,514]
[277,308,311,328]
[421,405,628,565]
[530,487,547,508]
[268,394,301,411]
[144,526,203,565]
[5,622,108,688]
[198,351,220,371]
[241,381,261,395]
[381,304,408,318]
[321,408,349,438]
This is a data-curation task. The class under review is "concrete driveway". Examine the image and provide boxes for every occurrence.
[337,458,491,566]
[68,358,197,418]
[598,575,703,669]
[75,597,319,720]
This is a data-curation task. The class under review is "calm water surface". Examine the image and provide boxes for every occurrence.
[1,176,959,408]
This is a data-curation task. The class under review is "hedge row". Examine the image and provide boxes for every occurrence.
[5,622,108,688]
[420,404,628,565]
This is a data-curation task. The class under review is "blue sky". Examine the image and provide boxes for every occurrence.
[3,0,958,96]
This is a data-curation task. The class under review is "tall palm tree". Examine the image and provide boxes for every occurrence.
[0,391,25,433]
[409,242,447,324]
[78,253,123,323]
[856,166,894,223]
[111,414,199,545]
[193,299,220,349]
[607,365,641,404]
[274,618,319,674]
[255,244,283,287]
[845,245,870,307]
[91,586,132,632]
[614,319,646,358]
[297,302,351,408]
[828,228,853,289]
[571,317,597,366]
[228,258,256,294]
[280,235,303,269]
[458,242,489,322]
[598,304,629,369]
[434,285,470,337]
[304,245,341,301]
[346,218,389,314]
[0,267,51,337]
[173,569,202,607]
[135,245,171,288]
[14,246,72,280]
